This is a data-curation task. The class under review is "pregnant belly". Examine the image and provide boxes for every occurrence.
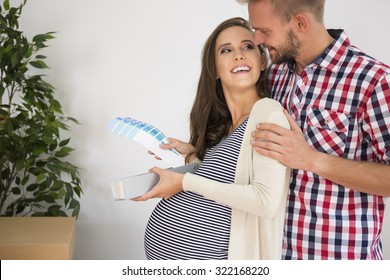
[144,191,232,259]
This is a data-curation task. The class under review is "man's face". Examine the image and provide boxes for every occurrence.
[248,0,301,64]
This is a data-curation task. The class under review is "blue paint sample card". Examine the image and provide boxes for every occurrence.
[108,117,184,167]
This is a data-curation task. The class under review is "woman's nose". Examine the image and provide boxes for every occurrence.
[234,51,245,60]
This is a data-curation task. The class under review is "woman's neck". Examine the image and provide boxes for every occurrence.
[225,89,261,133]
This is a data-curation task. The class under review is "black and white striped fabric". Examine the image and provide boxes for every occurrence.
[144,119,248,259]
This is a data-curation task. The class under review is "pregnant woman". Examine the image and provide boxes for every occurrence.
[134,17,290,260]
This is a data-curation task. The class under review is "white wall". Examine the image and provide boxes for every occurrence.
[19,0,389,260]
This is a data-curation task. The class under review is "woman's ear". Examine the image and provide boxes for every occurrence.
[260,53,267,71]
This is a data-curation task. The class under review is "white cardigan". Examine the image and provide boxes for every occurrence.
[183,98,291,259]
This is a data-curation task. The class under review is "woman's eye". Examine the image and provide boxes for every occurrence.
[221,48,231,54]
[244,44,255,50]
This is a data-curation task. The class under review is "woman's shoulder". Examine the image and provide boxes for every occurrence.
[252,97,283,112]
[250,98,290,129]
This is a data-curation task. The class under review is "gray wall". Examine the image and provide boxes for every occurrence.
[19,0,390,259]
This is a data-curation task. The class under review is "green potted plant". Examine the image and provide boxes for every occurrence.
[0,0,82,217]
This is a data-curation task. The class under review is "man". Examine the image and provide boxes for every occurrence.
[238,0,390,259]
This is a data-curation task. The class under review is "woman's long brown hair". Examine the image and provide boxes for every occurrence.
[187,17,269,161]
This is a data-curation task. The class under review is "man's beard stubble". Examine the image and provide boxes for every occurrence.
[266,29,301,65]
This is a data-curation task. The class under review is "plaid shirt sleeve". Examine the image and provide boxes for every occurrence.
[363,72,390,164]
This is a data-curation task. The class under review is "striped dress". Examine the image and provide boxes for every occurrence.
[144,119,248,259]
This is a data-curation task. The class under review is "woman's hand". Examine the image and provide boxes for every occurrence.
[148,137,196,162]
[131,166,185,201]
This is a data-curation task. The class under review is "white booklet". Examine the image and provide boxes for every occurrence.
[107,117,185,167]
[111,163,199,200]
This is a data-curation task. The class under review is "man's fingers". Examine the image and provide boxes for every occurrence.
[252,129,284,146]
[252,137,285,153]
[255,122,289,137]
[283,110,300,132]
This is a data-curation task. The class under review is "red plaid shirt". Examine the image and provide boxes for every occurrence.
[270,29,390,259]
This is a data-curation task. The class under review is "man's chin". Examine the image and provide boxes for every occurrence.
[269,53,280,64]
[267,49,278,61]
[270,54,295,65]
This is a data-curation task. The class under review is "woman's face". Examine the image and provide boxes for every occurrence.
[215,26,264,92]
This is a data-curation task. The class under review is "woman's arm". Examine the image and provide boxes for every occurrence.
[134,100,291,219]
[183,104,290,218]
[183,158,289,218]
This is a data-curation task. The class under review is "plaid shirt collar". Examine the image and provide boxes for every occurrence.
[285,29,349,74]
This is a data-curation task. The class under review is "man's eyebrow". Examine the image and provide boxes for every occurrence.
[253,27,270,32]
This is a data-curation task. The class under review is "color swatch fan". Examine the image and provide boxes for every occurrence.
[107,117,184,167]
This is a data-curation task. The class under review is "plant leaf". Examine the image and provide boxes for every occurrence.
[30,60,49,69]
[4,0,10,10]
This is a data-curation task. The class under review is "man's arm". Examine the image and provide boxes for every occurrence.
[251,110,390,197]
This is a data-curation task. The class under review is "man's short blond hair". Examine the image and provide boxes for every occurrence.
[236,0,325,23]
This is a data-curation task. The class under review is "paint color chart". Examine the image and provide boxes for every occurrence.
[107,117,184,167]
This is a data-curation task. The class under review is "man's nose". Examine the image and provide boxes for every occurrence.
[253,32,265,45]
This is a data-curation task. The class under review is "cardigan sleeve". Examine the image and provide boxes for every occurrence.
[183,99,290,218]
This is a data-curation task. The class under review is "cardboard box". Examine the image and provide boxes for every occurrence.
[0,217,76,260]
